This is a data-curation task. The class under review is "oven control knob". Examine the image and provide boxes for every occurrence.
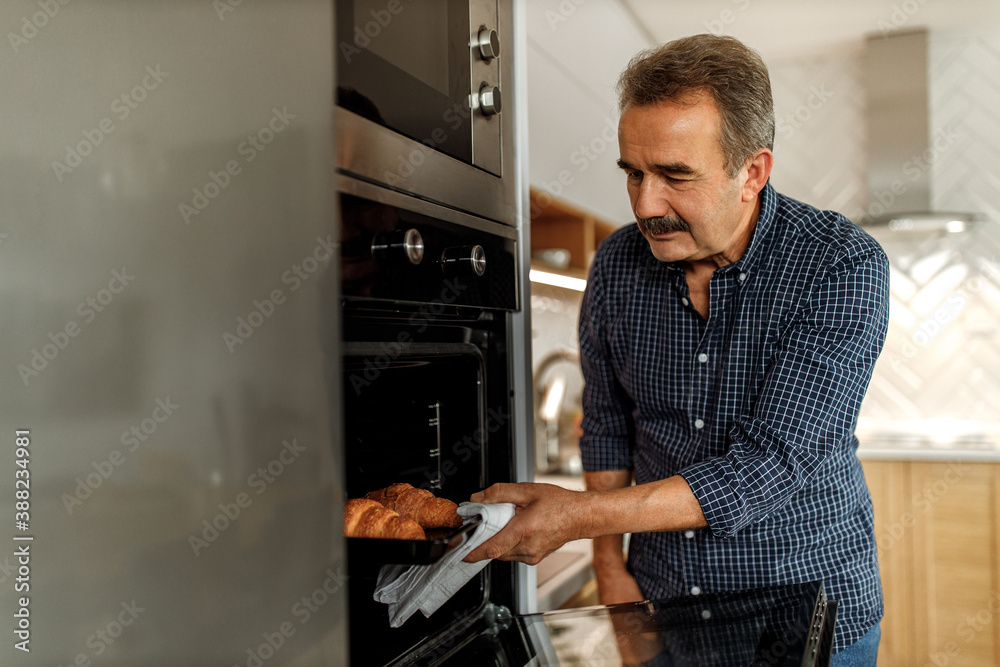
[371,228,424,266]
[478,84,502,117]
[441,245,486,277]
[476,28,500,61]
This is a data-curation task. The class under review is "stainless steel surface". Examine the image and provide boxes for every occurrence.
[0,3,344,665]
[371,228,425,266]
[470,0,504,176]
[338,173,518,240]
[441,244,488,276]
[510,0,536,617]
[864,29,977,229]
[477,27,502,60]
[533,349,581,475]
[865,29,931,217]
[478,83,503,116]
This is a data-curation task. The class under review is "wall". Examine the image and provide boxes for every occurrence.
[861,29,1000,441]
[523,0,652,224]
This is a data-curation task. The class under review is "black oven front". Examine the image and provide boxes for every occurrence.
[338,175,520,666]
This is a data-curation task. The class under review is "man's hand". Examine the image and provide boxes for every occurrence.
[463,483,590,565]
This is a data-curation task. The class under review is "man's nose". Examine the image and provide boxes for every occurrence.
[634,180,671,221]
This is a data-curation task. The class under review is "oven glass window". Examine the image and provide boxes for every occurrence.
[343,349,485,500]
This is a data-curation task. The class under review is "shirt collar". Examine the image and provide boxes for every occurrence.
[655,181,778,279]
[732,181,778,277]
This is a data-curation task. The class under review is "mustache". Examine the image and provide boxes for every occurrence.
[637,215,691,235]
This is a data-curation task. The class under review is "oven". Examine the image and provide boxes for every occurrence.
[335,0,517,226]
[338,174,522,665]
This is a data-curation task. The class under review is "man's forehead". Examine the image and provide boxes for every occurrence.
[618,95,724,164]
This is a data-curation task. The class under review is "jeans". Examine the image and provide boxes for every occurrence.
[831,622,881,666]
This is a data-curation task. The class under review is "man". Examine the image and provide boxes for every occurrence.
[466,34,888,662]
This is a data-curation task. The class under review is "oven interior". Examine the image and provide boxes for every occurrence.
[342,312,518,666]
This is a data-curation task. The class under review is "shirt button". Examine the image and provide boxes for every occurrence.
[684,530,695,539]
[681,297,689,307]
[691,586,702,596]
[738,272,747,283]
[694,419,705,430]
[701,609,712,620]
[697,353,708,363]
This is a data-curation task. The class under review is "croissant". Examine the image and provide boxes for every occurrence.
[365,483,463,529]
[343,498,426,540]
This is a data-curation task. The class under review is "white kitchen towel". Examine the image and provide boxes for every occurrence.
[373,501,516,627]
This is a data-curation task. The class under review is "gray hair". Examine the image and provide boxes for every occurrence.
[617,34,774,178]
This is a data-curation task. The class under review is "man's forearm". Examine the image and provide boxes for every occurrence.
[464,473,709,564]
[580,474,708,540]
[585,470,632,577]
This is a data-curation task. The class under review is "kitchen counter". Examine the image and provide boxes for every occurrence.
[858,429,1000,462]
[858,443,1000,462]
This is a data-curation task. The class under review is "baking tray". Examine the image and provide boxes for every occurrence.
[347,515,483,566]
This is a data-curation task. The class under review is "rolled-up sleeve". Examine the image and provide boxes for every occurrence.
[578,253,635,471]
[681,244,890,538]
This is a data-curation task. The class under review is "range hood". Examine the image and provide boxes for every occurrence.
[864,28,977,232]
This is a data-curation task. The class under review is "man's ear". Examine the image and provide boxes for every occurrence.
[741,148,773,202]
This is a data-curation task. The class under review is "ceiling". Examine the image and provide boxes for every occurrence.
[621,0,1000,61]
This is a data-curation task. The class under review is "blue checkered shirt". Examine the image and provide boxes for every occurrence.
[578,183,888,651]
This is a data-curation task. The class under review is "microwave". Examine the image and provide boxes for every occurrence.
[335,0,517,226]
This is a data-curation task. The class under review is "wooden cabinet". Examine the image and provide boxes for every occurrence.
[861,459,1000,666]
[529,187,615,275]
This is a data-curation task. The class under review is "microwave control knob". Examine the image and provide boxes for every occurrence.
[441,245,486,277]
[476,28,500,61]
[478,84,502,117]
[371,228,424,266]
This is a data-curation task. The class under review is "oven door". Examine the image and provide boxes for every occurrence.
[418,581,837,667]
[342,317,519,667]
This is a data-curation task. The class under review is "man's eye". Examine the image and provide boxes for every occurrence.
[626,171,642,180]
